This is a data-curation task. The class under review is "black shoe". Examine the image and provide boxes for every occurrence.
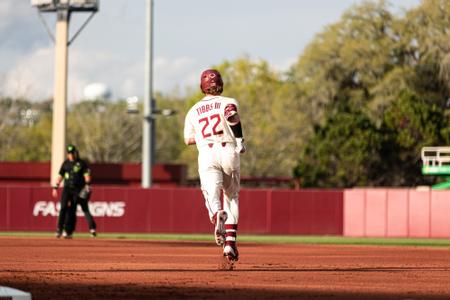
[63,231,73,239]
[90,229,97,237]
[55,230,62,238]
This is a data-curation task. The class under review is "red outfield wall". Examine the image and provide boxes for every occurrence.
[344,189,450,238]
[2,186,450,237]
[0,186,343,235]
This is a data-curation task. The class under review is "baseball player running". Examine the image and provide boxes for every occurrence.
[184,69,245,263]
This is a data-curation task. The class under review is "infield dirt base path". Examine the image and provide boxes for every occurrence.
[1,237,450,299]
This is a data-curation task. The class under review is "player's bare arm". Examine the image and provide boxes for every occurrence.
[184,137,196,145]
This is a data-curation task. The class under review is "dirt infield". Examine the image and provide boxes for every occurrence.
[1,237,450,299]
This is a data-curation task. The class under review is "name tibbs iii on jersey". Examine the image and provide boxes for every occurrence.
[196,102,222,115]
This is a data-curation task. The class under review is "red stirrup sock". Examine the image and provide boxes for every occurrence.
[225,224,238,248]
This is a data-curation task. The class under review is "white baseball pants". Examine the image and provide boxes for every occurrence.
[198,142,240,225]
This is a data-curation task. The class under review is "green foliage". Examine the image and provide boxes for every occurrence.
[0,99,52,161]
[289,0,398,123]
[6,114,52,161]
[295,109,383,187]
[0,97,183,164]
[292,0,450,187]
[67,97,185,163]
[379,90,449,185]
[67,100,142,162]
[221,58,307,177]
[383,91,445,149]
[154,93,185,164]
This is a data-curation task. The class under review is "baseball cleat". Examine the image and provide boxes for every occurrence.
[223,245,239,262]
[90,229,97,237]
[214,210,228,246]
[55,230,62,238]
[62,231,73,239]
[219,254,235,271]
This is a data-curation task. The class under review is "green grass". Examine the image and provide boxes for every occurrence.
[1,231,450,247]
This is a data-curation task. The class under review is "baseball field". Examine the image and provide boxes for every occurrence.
[1,234,450,299]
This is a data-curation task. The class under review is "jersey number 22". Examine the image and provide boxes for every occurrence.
[199,114,223,138]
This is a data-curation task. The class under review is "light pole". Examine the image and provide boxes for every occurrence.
[51,7,69,186]
[31,0,98,184]
[142,0,154,188]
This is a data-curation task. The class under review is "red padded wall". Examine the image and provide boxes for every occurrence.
[364,189,387,237]
[269,191,292,234]
[7,187,32,231]
[238,189,268,233]
[408,190,431,238]
[4,186,450,238]
[310,190,343,234]
[430,191,450,238]
[386,190,409,237]
[343,189,450,238]
[0,186,343,235]
[343,189,365,236]
[0,187,7,229]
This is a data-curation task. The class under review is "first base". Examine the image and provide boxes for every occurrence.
[0,286,32,300]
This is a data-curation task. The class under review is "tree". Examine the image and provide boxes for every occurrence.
[401,0,450,106]
[380,90,450,186]
[0,98,52,161]
[289,0,399,124]
[68,95,184,164]
[0,97,23,160]
[68,100,142,163]
[5,114,52,161]
[292,0,450,187]
[294,109,383,187]
[153,93,185,164]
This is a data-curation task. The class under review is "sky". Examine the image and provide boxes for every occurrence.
[0,0,421,103]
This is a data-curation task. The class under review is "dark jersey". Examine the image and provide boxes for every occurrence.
[59,159,90,189]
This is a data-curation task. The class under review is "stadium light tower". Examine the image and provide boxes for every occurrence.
[31,0,98,185]
[142,0,154,188]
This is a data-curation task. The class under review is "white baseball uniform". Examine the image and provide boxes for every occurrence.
[184,95,241,225]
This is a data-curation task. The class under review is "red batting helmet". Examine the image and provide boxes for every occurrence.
[200,69,223,95]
